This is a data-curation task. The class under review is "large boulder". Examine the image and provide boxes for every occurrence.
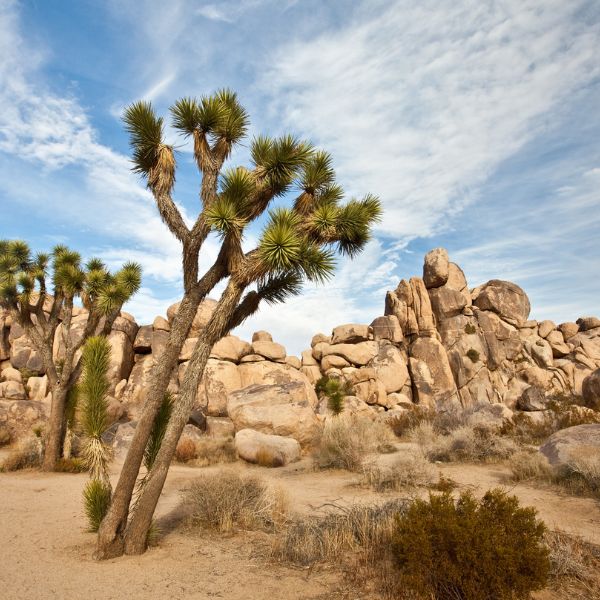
[322,341,378,366]
[0,399,47,439]
[370,315,403,344]
[409,337,457,403]
[10,334,44,374]
[235,429,301,466]
[331,324,370,344]
[428,286,467,323]
[133,325,153,353]
[540,424,600,466]
[582,369,600,410]
[423,247,449,288]
[227,381,321,446]
[210,335,251,363]
[385,277,435,337]
[368,343,409,393]
[577,316,600,332]
[167,298,218,336]
[195,359,242,417]
[0,380,27,400]
[251,340,286,361]
[106,330,135,391]
[516,386,547,411]
[473,279,530,326]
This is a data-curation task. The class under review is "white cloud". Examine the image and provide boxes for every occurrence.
[264,0,599,241]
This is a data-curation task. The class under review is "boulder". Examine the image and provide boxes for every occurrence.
[311,333,330,347]
[210,335,251,363]
[107,330,135,391]
[112,313,139,344]
[1,367,22,383]
[151,329,169,357]
[423,247,449,288]
[239,354,266,363]
[194,359,242,417]
[301,349,318,366]
[410,337,457,402]
[428,285,467,323]
[466,403,514,429]
[525,338,554,369]
[235,429,301,466]
[370,315,403,344]
[300,365,322,385]
[516,386,547,411]
[179,337,198,361]
[322,341,378,366]
[540,424,600,466]
[558,322,579,340]
[577,316,600,331]
[227,381,321,446]
[133,325,153,354]
[369,343,409,393]
[152,316,170,331]
[321,354,350,371]
[538,320,556,339]
[582,369,600,410]
[167,298,217,336]
[285,356,301,369]
[0,380,27,400]
[252,331,273,343]
[546,330,571,358]
[331,324,370,344]
[107,421,136,460]
[206,416,235,438]
[312,341,331,361]
[26,375,48,402]
[385,277,435,336]
[353,377,387,407]
[0,399,47,438]
[251,340,286,361]
[473,280,530,326]
[10,334,44,374]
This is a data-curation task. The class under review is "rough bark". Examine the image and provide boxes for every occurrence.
[41,384,68,471]
[123,280,244,555]
[95,263,226,559]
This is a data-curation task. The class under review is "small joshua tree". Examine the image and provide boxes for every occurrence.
[0,240,141,471]
[97,89,381,558]
[316,375,353,415]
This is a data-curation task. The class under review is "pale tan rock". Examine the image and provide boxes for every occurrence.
[540,424,600,466]
[112,313,139,344]
[1,367,22,383]
[546,330,571,358]
[423,247,449,288]
[369,343,409,393]
[410,337,457,402]
[152,316,170,331]
[520,366,553,390]
[285,356,301,369]
[106,330,135,391]
[353,378,387,407]
[206,416,235,438]
[151,329,169,357]
[107,397,124,423]
[331,324,370,344]
[428,285,467,323]
[311,333,330,347]
[239,354,266,363]
[322,341,378,366]
[473,279,530,325]
[195,359,242,417]
[538,320,556,339]
[525,338,554,369]
[167,298,217,336]
[476,310,522,369]
[558,322,579,340]
[251,340,286,361]
[211,335,251,363]
[252,330,273,343]
[386,392,414,408]
[312,341,331,361]
[321,354,350,371]
[300,366,322,384]
[133,325,153,353]
[582,369,600,410]
[26,375,48,402]
[370,315,403,343]
[411,277,436,334]
[227,382,321,446]
[301,349,318,366]
[408,358,435,407]
[0,380,27,400]
[235,428,300,465]
[179,337,198,361]
[577,316,600,331]
[0,399,47,438]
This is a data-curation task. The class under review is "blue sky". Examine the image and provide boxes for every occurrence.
[1,0,599,354]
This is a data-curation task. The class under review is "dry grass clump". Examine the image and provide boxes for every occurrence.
[271,499,407,567]
[55,457,87,473]
[387,406,436,438]
[0,425,11,446]
[546,531,600,599]
[175,435,237,467]
[0,436,42,471]
[361,453,437,492]
[183,472,287,533]
[509,450,553,482]
[255,447,285,468]
[409,421,518,463]
[313,415,396,471]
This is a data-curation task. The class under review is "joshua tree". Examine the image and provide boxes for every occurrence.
[0,240,141,471]
[96,90,381,558]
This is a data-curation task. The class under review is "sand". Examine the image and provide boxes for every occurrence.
[1,450,599,600]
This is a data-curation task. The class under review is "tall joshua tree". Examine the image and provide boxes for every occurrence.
[0,240,141,471]
[96,90,381,558]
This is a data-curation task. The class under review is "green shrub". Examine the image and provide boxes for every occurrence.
[464,323,477,334]
[83,479,111,532]
[391,489,550,599]
[466,348,480,363]
[315,375,353,415]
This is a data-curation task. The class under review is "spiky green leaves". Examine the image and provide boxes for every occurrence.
[80,336,111,440]
[83,479,111,532]
[144,393,173,472]
[333,194,383,257]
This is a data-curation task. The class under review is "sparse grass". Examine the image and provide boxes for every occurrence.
[55,457,87,473]
[430,474,459,493]
[464,323,477,334]
[509,450,553,482]
[387,406,436,438]
[313,415,395,471]
[361,453,436,492]
[410,421,518,463]
[0,436,42,471]
[175,435,237,466]
[546,531,600,599]
[256,447,285,468]
[83,479,111,532]
[0,425,11,446]
[183,472,287,533]
[175,436,198,463]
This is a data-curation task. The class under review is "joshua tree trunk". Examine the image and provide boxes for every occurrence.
[95,263,225,559]
[122,280,244,555]
[42,384,68,471]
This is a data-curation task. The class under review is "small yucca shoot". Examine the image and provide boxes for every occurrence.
[83,479,111,532]
[80,336,112,483]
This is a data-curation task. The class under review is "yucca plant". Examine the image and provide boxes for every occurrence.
[83,478,112,532]
[98,89,381,559]
[316,376,353,416]
[0,240,141,471]
[80,336,112,484]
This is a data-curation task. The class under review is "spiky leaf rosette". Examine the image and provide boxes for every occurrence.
[83,479,111,532]
[144,393,173,472]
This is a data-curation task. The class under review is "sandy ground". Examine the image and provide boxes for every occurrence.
[1,448,599,600]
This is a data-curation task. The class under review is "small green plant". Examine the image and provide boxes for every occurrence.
[391,489,550,599]
[466,348,480,363]
[315,375,353,415]
[0,425,11,446]
[83,479,112,532]
[18,367,37,384]
[464,323,477,334]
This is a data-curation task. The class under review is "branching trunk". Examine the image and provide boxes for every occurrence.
[95,262,226,559]
[122,280,244,555]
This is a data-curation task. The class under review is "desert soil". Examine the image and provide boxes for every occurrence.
[1,446,599,600]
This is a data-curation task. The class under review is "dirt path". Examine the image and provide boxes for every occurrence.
[1,457,598,599]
